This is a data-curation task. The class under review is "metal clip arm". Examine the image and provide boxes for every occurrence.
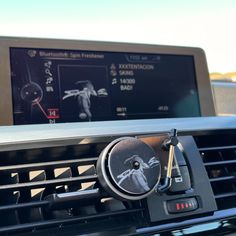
[157,129,178,193]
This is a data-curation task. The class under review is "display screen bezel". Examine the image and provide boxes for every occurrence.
[0,37,215,125]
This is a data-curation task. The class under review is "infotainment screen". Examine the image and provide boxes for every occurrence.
[10,47,201,124]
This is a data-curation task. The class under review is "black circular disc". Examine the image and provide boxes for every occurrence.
[108,138,160,195]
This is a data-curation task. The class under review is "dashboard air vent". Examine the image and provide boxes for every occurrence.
[0,141,145,235]
[194,132,236,210]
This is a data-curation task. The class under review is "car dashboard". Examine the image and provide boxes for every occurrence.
[0,37,236,236]
[1,118,236,235]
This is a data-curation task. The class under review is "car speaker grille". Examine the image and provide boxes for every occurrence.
[195,132,236,210]
[0,141,145,235]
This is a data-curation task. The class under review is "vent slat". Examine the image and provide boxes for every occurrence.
[0,189,103,212]
[0,141,145,234]
[0,200,49,212]
[210,176,236,182]
[195,132,236,211]
[0,157,98,173]
[215,192,236,199]
[204,160,236,166]
[0,208,144,234]
[0,175,98,191]
[198,145,236,152]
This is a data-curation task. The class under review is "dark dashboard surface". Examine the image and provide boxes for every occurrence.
[0,117,236,235]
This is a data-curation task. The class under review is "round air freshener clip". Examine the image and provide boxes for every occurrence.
[97,137,161,201]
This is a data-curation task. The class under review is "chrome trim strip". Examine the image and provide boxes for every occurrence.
[0,117,235,148]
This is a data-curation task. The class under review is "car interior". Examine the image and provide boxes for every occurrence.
[0,2,236,236]
[0,36,236,236]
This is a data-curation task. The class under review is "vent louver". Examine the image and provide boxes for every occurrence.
[195,132,236,210]
[0,141,146,235]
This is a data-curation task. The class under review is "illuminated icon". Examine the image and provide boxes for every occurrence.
[28,50,37,57]
[112,78,117,85]
[49,119,56,124]
[176,203,180,210]
[46,86,54,92]
[45,68,52,76]
[110,64,116,70]
[110,70,117,77]
[20,82,43,103]
[46,77,53,84]
[47,108,60,119]
[44,61,52,68]
[110,64,117,77]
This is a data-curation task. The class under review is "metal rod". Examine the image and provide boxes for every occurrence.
[167,145,175,178]
[156,128,178,193]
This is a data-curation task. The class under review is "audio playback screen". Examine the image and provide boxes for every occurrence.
[10,47,201,124]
